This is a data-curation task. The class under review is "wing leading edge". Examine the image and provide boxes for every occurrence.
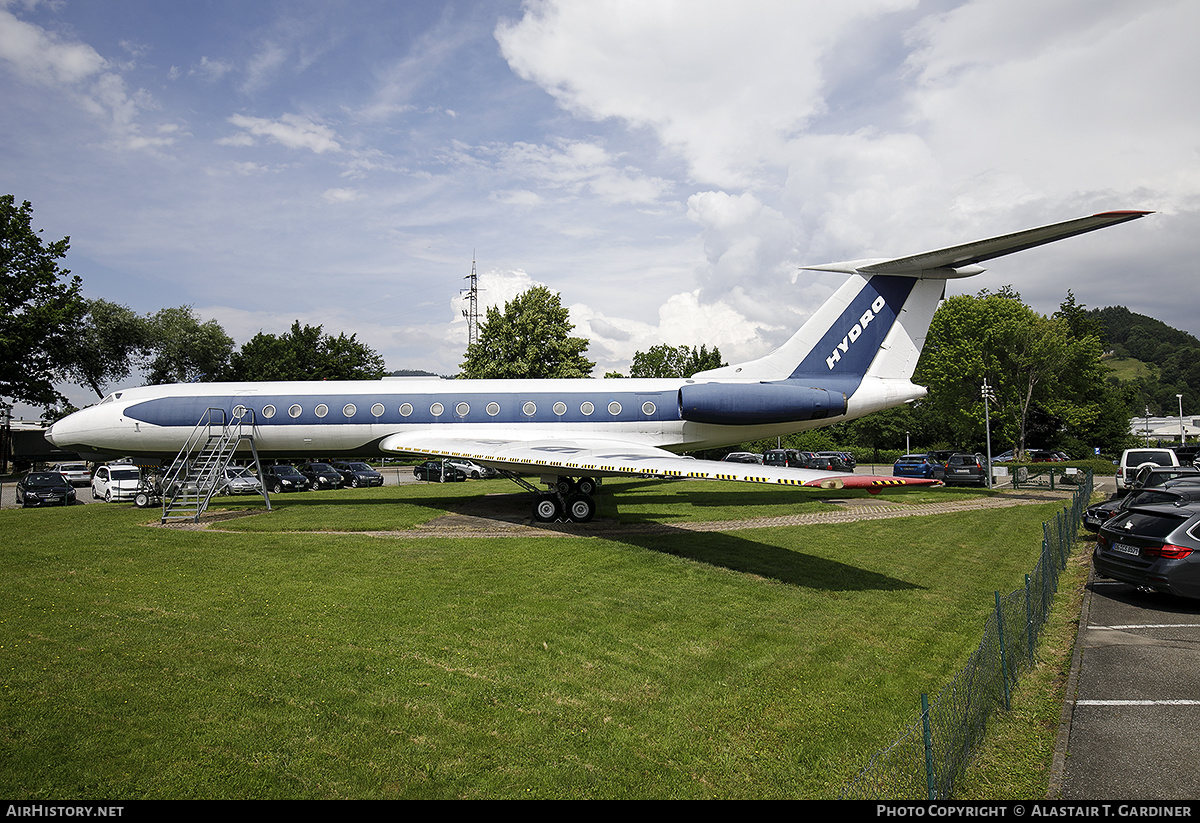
[379,432,937,492]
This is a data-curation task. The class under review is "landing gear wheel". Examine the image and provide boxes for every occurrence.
[565,494,596,523]
[554,477,576,496]
[134,491,151,509]
[576,477,598,496]
[533,494,562,523]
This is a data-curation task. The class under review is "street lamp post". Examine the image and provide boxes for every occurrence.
[0,403,10,475]
[1178,394,1185,447]
[982,380,996,490]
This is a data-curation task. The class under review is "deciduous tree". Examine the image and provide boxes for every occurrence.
[225,321,386,381]
[143,306,235,384]
[0,195,86,408]
[459,287,594,379]
[629,344,725,378]
[66,298,153,398]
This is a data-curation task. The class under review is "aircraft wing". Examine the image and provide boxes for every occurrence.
[804,210,1151,275]
[378,432,937,492]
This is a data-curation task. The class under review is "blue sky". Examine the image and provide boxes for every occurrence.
[2,0,1197,413]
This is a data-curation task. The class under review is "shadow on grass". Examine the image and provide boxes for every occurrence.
[242,482,922,593]
[618,528,923,591]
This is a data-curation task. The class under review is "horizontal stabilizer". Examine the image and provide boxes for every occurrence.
[804,210,1151,277]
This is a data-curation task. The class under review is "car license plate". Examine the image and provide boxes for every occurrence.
[1112,542,1140,557]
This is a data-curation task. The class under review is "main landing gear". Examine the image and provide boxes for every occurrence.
[510,475,600,523]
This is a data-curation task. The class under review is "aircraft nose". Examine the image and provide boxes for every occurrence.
[45,405,98,450]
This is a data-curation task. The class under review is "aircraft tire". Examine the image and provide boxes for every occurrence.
[576,477,598,496]
[533,494,562,523]
[565,494,596,523]
[134,492,151,509]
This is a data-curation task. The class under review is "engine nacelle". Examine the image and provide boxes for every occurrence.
[678,381,847,426]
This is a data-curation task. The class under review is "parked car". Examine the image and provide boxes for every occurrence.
[331,461,385,487]
[53,462,91,487]
[817,451,855,471]
[1027,449,1065,462]
[446,458,494,479]
[799,452,838,470]
[1083,484,1200,533]
[17,472,77,507]
[91,464,141,502]
[413,460,466,482]
[1127,465,1200,493]
[720,452,763,464]
[263,464,311,493]
[215,466,263,495]
[892,454,946,481]
[1095,500,1200,599]
[943,453,988,486]
[1116,448,1180,494]
[298,462,344,489]
[763,449,806,468]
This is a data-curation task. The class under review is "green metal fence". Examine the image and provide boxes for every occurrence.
[839,471,1093,800]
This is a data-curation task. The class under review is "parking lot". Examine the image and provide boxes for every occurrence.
[0,464,426,509]
[1057,568,1200,799]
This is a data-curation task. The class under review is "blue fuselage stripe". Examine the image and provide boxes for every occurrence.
[124,390,683,428]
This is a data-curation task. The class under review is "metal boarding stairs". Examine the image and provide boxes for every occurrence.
[160,407,272,524]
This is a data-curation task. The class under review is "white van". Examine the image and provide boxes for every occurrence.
[1116,448,1179,493]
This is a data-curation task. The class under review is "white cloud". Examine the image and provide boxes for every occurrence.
[224,112,342,153]
[0,8,167,151]
[496,0,918,188]
[0,9,107,85]
[472,138,673,205]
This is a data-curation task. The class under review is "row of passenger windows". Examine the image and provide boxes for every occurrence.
[235,399,659,420]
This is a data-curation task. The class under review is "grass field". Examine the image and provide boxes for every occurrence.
[0,479,1070,798]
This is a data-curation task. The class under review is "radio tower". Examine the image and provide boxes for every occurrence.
[461,254,481,347]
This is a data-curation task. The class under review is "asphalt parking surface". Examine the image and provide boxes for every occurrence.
[1057,568,1200,799]
[1054,474,1200,800]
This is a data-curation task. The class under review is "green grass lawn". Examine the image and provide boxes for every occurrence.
[0,481,1068,799]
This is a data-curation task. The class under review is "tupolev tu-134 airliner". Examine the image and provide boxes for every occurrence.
[46,210,1149,522]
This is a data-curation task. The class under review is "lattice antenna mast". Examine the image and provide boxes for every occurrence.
[460,254,482,347]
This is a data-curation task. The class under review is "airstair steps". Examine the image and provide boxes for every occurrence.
[160,408,271,523]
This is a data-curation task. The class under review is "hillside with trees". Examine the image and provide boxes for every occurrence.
[1090,305,1200,416]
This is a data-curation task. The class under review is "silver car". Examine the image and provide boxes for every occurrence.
[54,462,92,486]
[216,466,263,495]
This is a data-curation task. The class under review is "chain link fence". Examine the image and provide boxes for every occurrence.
[839,471,1093,800]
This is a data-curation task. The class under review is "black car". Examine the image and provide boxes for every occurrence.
[1095,500,1200,599]
[413,460,466,482]
[763,449,806,468]
[1126,465,1200,493]
[817,451,854,472]
[263,464,312,493]
[298,462,344,489]
[1085,483,1200,532]
[16,472,77,507]
[943,453,987,486]
[331,461,384,488]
